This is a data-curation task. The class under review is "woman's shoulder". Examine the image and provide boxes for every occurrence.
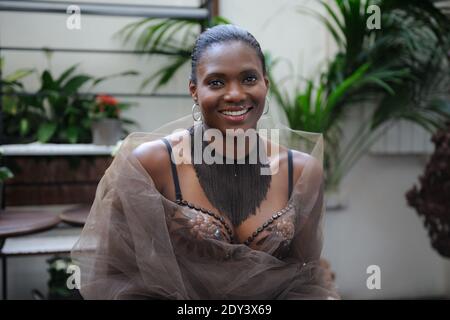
[289,149,323,189]
[270,142,320,185]
[132,139,168,173]
[134,128,189,157]
[132,129,189,181]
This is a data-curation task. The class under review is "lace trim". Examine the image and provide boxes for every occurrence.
[176,199,234,241]
[175,199,294,246]
[243,204,294,245]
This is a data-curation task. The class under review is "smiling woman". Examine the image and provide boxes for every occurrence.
[189,36,268,133]
[71,24,339,300]
[193,42,265,127]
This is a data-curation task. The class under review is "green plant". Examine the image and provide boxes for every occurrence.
[0,57,42,143]
[0,150,13,182]
[31,64,139,144]
[0,166,13,181]
[270,0,450,191]
[46,255,82,300]
[268,56,408,190]
[115,16,231,92]
[2,58,139,144]
[0,166,13,182]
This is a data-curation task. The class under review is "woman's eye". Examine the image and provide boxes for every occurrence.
[208,80,224,87]
[243,76,257,83]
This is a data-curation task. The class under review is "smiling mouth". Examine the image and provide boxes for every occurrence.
[219,107,253,117]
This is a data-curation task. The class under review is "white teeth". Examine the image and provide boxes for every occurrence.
[221,108,249,116]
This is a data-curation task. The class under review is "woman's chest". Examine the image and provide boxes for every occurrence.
[164,200,297,259]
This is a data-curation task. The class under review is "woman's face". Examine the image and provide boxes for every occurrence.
[189,41,269,134]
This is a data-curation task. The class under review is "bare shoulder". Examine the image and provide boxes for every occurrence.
[132,140,170,195]
[131,129,189,186]
[132,139,169,177]
[133,130,187,166]
[290,149,323,184]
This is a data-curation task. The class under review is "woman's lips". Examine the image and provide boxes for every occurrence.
[218,107,253,123]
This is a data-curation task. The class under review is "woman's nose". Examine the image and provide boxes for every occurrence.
[224,82,246,103]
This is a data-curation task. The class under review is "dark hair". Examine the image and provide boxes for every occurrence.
[190,24,266,84]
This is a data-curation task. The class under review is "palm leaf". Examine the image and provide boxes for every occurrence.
[91,70,139,88]
[150,55,189,90]
[114,16,231,92]
[115,18,153,46]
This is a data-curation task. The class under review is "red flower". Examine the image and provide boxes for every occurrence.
[93,94,125,119]
[96,94,118,106]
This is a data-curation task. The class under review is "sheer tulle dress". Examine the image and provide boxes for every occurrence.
[71,115,339,299]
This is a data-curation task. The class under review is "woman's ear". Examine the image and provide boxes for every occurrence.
[264,75,270,91]
[189,80,198,102]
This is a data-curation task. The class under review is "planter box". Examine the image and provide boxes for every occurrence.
[3,155,112,206]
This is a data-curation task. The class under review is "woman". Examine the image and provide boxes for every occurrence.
[72,24,339,299]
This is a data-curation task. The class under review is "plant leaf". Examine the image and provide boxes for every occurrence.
[62,75,92,95]
[56,63,80,86]
[37,122,57,143]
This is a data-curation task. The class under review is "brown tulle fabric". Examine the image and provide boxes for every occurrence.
[71,115,340,300]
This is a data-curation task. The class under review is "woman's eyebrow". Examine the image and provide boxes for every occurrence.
[204,69,260,79]
[240,68,259,75]
[204,72,226,79]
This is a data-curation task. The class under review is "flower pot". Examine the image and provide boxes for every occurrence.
[325,188,348,211]
[91,118,122,146]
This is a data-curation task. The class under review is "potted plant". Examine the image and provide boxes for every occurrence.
[89,94,137,145]
[31,63,138,144]
[268,0,450,203]
[1,57,139,144]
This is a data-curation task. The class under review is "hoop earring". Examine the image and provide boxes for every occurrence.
[263,96,270,115]
[192,102,202,122]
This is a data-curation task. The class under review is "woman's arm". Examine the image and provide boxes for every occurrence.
[283,152,340,299]
[72,135,183,299]
[132,140,171,197]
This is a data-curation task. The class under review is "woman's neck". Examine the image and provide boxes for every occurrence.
[200,123,260,161]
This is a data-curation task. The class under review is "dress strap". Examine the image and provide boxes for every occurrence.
[161,138,183,202]
[287,149,293,199]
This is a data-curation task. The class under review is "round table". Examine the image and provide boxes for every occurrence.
[0,209,61,300]
[59,205,90,227]
[0,210,61,238]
